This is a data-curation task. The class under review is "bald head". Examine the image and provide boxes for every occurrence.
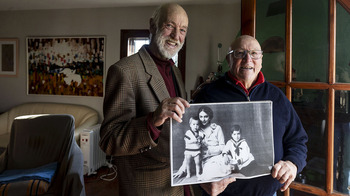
[230,35,261,51]
[151,3,188,30]
[226,35,263,90]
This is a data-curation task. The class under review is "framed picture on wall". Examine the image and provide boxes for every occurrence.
[0,38,18,77]
[26,36,105,97]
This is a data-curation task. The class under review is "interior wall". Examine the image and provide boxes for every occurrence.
[0,3,240,122]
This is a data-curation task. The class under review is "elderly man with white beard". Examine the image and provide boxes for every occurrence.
[99,3,193,196]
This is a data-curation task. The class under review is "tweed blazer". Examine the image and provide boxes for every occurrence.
[100,46,187,196]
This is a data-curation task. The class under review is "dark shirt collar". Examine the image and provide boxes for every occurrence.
[145,45,175,66]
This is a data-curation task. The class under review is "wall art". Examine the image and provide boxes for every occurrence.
[27,36,105,96]
[0,38,18,77]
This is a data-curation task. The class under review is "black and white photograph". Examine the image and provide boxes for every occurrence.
[170,101,274,186]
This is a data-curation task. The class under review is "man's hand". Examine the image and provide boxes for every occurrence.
[200,177,235,196]
[271,160,297,192]
[153,97,190,127]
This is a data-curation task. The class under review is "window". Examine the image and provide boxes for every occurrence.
[127,37,149,57]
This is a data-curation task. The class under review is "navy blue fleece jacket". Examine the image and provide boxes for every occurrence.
[193,72,308,196]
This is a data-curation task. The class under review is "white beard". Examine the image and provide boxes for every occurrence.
[154,30,183,59]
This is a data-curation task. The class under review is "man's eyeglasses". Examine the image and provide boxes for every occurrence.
[227,50,263,60]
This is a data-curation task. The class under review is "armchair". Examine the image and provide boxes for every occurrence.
[0,102,99,148]
[0,114,85,196]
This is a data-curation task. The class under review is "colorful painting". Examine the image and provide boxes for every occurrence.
[27,37,105,96]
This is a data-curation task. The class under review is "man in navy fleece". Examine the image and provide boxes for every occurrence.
[194,35,308,196]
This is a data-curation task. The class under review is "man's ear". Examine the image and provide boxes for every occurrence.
[226,55,232,68]
[149,18,157,35]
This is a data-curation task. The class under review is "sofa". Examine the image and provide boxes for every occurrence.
[0,102,99,148]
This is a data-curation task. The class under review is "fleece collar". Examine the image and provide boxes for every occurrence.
[227,71,265,95]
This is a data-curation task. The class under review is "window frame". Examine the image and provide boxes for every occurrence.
[242,0,350,195]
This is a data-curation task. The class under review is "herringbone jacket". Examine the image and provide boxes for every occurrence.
[100,46,187,196]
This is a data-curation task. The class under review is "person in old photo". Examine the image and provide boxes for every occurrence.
[184,116,204,179]
[222,124,255,172]
[174,106,228,181]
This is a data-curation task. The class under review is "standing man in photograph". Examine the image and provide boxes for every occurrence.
[99,3,192,196]
[193,35,308,196]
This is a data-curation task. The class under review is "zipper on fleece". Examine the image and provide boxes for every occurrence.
[225,78,251,101]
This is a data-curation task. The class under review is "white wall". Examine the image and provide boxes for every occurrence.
[0,3,240,122]
[185,4,240,91]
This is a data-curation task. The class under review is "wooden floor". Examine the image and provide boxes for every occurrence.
[84,167,287,196]
[84,166,119,196]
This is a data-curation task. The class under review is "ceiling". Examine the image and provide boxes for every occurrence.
[0,0,238,11]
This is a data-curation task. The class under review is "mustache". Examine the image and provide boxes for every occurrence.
[167,38,181,46]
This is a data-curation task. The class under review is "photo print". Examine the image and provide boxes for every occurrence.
[171,101,274,186]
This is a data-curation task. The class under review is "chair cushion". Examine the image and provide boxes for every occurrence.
[0,179,50,196]
[0,162,57,196]
[0,162,57,184]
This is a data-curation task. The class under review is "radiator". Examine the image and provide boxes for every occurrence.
[80,124,106,176]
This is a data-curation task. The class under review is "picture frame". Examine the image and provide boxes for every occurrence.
[0,38,18,77]
[26,36,105,97]
[170,101,274,186]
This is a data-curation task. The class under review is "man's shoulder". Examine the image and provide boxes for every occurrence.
[263,80,281,90]
[196,76,226,92]
[109,53,146,74]
[260,81,290,101]
[116,52,142,65]
[113,46,149,63]
[192,76,230,102]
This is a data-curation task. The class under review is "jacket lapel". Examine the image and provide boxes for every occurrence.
[138,46,170,103]
[171,67,186,99]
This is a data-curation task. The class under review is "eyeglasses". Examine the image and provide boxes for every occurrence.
[227,50,263,60]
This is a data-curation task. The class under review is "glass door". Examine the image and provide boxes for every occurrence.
[242,0,350,195]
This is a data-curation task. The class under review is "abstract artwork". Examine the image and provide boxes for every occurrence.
[27,36,105,96]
